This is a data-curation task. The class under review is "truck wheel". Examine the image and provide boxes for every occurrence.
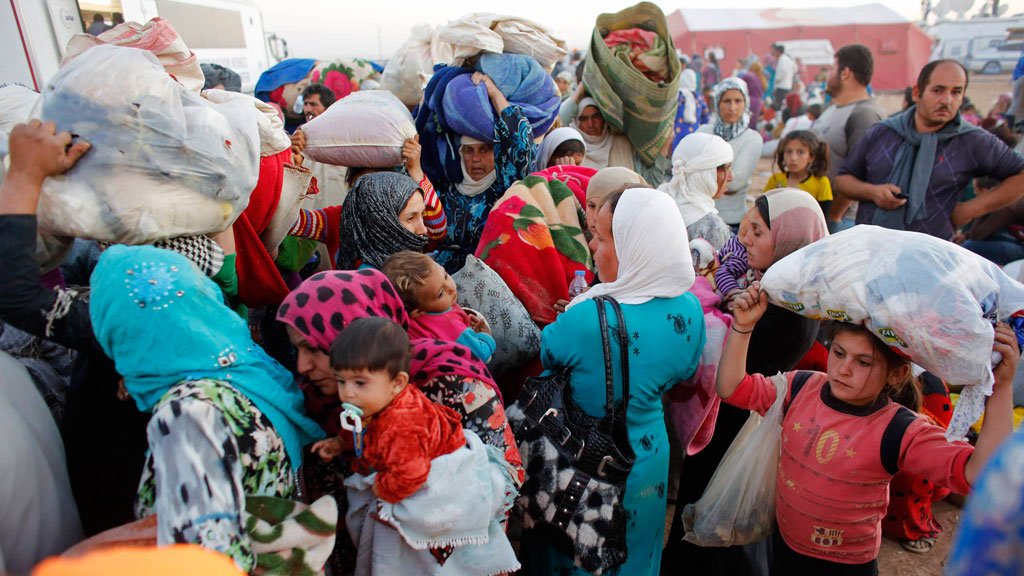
[983,62,1001,75]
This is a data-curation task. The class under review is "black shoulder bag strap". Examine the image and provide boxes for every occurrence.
[783,370,815,416]
[595,296,629,418]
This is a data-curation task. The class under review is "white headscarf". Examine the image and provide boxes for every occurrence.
[455,135,497,197]
[534,127,586,171]
[566,188,695,309]
[659,132,734,226]
[679,69,698,124]
[573,98,614,169]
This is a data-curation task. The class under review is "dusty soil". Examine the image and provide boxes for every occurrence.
[878,499,963,576]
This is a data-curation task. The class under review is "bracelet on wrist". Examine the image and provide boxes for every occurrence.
[731,325,754,334]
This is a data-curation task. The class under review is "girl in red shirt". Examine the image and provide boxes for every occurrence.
[714,281,1018,575]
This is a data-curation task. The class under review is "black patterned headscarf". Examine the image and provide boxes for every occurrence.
[338,172,428,270]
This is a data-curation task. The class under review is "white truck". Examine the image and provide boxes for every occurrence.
[1,0,286,93]
[928,16,1024,73]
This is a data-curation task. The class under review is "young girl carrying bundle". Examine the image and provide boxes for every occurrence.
[764,130,832,219]
[715,281,1018,575]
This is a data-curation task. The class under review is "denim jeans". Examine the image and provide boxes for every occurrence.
[962,238,1024,266]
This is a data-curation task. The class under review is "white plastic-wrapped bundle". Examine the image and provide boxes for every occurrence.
[301,90,417,168]
[760,225,1024,440]
[36,44,260,246]
[435,13,568,71]
[380,24,436,107]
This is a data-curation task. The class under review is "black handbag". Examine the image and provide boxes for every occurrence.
[507,295,635,575]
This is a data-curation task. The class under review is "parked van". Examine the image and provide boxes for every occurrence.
[2,0,286,93]
[965,28,1024,74]
[928,16,1024,70]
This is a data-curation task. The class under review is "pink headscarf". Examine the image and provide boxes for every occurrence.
[763,188,829,264]
[277,269,502,430]
[277,269,409,351]
[409,339,499,403]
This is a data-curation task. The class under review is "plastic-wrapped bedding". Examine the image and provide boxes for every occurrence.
[760,225,1024,440]
[35,44,260,246]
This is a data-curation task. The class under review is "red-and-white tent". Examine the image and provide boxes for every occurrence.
[667,3,933,91]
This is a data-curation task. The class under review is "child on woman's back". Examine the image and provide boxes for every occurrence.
[310,317,465,502]
[765,130,832,219]
[383,250,495,362]
[716,282,1018,575]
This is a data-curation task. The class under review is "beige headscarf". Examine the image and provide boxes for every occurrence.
[567,188,695,309]
[586,166,647,206]
[762,187,829,265]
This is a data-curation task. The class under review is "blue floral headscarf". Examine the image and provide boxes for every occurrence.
[711,76,751,141]
[89,245,324,470]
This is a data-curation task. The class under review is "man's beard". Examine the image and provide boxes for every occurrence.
[825,77,840,97]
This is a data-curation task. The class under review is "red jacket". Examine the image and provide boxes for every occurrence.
[362,384,465,503]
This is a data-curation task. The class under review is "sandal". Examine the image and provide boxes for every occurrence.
[901,537,936,554]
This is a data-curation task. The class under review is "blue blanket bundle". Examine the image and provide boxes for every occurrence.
[417,54,558,185]
[415,64,472,185]
[443,53,559,143]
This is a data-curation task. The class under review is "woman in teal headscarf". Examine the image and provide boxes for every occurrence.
[89,245,324,572]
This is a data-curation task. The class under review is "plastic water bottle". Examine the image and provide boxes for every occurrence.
[568,270,588,299]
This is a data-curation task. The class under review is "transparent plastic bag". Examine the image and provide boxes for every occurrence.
[760,225,1024,440]
[36,44,260,245]
[682,374,787,547]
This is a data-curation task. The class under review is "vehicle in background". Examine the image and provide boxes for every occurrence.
[2,0,286,93]
[965,27,1024,74]
[927,16,1024,72]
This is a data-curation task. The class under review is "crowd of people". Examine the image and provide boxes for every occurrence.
[3,6,1024,576]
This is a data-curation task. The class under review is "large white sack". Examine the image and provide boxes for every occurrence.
[380,24,436,107]
[35,44,260,246]
[487,15,568,71]
[201,89,291,157]
[435,15,505,67]
[760,225,1024,440]
[434,13,568,71]
[301,90,417,168]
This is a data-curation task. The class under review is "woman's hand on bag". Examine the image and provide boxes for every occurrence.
[731,282,767,331]
[551,155,576,167]
[402,136,424,182]
[472,72,510,113]
[2,121,90,214]
[7,120,89,183]
[992,322,1020,388]
[290,129,306,155]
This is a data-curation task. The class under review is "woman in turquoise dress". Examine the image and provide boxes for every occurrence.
[520,187,706,575]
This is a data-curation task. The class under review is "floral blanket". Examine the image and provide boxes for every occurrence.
[476,174,592,327]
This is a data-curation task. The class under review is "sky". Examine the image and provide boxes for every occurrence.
[252,0,1024,60]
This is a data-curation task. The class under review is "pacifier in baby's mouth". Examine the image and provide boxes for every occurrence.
[339,403,365,458]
